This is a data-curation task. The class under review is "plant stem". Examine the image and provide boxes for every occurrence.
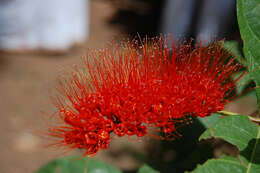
[217,110,260,123]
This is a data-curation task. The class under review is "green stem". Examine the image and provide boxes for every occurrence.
[217,111,260,123]
[217,110,240,116]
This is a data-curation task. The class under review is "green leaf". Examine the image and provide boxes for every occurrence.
[222,41,245,65]
[197,113,222,129]
[200,115,258,151]
[190,115,260,173]
[234,72,253,95]
[190,156,247,173]
[87,158,122,173]
[35,161,58,173]
[35,156,122,173]
[237,0,260,110]
[137,164,160,173]
[221,41,253,96]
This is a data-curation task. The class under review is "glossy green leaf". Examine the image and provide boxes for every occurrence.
[190,115,260,173]
[35,156,122,173]
[137,164,160,173]
[237,0,260,109]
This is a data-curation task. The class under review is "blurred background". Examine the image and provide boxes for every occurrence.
[0,0,257,173]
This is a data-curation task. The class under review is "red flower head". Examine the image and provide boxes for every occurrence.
[46,37,242,156]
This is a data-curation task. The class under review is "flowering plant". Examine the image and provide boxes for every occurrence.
[36,0,260,172]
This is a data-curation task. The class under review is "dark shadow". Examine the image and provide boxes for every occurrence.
[108,0,165,38]
[147,118,213,173]
[122,118,214,173]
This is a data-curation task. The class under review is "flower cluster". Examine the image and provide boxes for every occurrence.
[46,37,241,156]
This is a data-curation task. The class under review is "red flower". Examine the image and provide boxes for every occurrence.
[46,37,241,156]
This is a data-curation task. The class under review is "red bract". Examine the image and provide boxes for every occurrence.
[46,37,242,156]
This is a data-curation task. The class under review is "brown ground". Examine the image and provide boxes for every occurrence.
[0,1,258,173]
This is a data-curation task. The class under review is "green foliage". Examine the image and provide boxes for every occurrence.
[222,40,256,96]
[190,115,260,173]
[221,40,252,96]
[87,158,122,173]
[222,41,244,65]
[200,115,258,150]
[234,72,253,96]
[137,164,160,173]
[237,0,260,109]
[222,41,257,98]
[197,113,222,129]
[35,156,122,173]
[189,156,247,173]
